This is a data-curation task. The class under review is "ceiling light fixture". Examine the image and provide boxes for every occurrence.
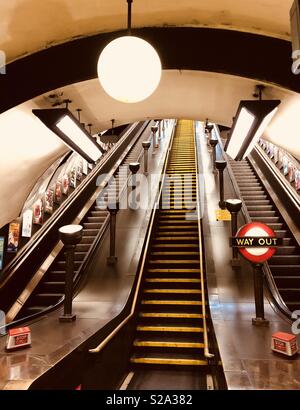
[32,108,103,163]
[225,98,281,161]
[97,0,162,103]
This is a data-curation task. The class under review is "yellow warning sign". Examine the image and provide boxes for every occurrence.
[215,209,232,221]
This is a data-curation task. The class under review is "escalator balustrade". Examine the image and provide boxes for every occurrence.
[17,130,151,319]
[230,158,300,312]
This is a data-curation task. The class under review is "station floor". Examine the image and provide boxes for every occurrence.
[0,120,300,390]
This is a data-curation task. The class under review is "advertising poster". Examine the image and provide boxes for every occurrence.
[82,159,88,176]
[0,237,4,270]
[55,181,62,204]
[288,163,295,183]
[62,174,69,195]
[273,147,279,164]
[295,170,300,191]
[7,221,20,253]
[33,198,43,225]
[44,189,54,214]
[77,158,83,181]
[22,209,33,238]
[278,151,284,169]
[70,167,77,188]
[283,156,289,176]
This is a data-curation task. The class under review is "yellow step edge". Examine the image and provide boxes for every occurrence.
[130,358,208,366]
[152,244,199,248]
[145,279,201,283]
[149,260,200,264]
[137,326,204,333]
[151,252,200,256]
[141,300,202,306]
[144,289,201,294]
[147,269,200,273]
[133,340,205,349]
[139,312,203,319]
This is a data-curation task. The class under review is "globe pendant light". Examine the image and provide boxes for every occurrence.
[97,0,162,103]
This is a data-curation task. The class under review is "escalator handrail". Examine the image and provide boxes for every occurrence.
[89,120,177,353]
[213,126,292,321]
[193,122,214,359]
[0,122,141,289]
[4,122,152,324]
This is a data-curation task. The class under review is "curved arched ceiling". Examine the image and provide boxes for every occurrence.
[1,0,293,63]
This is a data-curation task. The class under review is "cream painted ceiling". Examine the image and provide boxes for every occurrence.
[0,0,298,229]
[1,0,293,63]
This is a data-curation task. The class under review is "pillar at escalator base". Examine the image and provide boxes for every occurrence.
[231,258,241,268]
[59,313,76,323]
[252,317,269,327]
[107,256,118,265]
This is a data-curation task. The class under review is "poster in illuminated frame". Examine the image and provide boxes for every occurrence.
[0,236,4,270]
[22,209,33,238]
[7,221,20,253]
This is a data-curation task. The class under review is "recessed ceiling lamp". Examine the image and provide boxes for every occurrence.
[97,0,162,103]
[225,89,280,161]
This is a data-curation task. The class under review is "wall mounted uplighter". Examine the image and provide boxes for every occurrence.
[225,99,281,161]
[32,108,103,163]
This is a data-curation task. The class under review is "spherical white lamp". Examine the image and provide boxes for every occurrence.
[97,36,162,103]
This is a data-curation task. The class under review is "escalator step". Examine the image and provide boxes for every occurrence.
[139,312,203,319]
[269,265,300,275]
[137,325,204,333]
[130,356,207,366]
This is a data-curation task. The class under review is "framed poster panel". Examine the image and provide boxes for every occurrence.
[82,159,88,176]
[44,189,54,214]
[295,170,300,191]
[273,146,279,164]
[283,156,289,176]
[77,158,83,181]
[62,174,69,195]
[70,167,77,188]
[288,163,296,183]
[33,198,43,225]
[0,236,4,270]
[7,221,20,253]
[54,181,62,204]
[278,151,284,169]
[22,209,33,238]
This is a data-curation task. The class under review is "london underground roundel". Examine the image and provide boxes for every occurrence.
[236,222,277,264]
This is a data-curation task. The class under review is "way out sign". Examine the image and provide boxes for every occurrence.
[232,222,279,263]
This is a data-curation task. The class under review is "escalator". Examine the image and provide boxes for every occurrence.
[229,158,300,313]
[13,121,154,321]
[126,120,213,388]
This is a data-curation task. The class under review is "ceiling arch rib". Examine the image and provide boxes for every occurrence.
[0,0,292,64]
[0,27,297,116]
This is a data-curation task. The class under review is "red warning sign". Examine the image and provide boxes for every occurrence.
[235,222,278,263]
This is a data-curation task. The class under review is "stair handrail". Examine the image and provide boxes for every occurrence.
[193,122,214,359]
[89,120,177,353]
